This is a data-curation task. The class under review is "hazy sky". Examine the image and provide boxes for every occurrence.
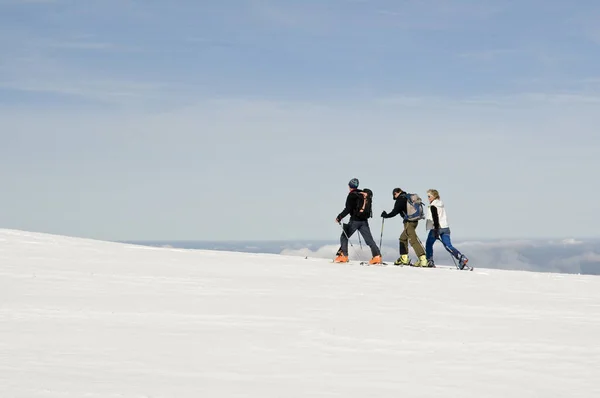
[1,0,599,241]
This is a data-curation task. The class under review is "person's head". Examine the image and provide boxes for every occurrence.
[392,187,402,199]
[348,178,359,190]
[427,189,440,202]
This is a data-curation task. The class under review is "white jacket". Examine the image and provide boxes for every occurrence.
[426,198,449,230]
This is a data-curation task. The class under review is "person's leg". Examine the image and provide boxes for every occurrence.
[395,224,411,265]
[425,229,436,260]
[399,225,409,255]
[439,229,469,269]
[339,226,348,256]
[406,221,425,257]
[406,221,427,266]
[337,222,358,261]
[357,221,381,257]
[439,229,459,258]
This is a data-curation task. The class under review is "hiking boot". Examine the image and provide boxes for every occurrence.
[368,255,382,265]
[458,255,469,270]
[427,259,436,268]
[334,254,349,263]
[394,254,411,266]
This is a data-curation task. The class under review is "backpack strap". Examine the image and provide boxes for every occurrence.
[357,191,368,215]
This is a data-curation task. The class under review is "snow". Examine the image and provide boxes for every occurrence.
[1,228,599,397]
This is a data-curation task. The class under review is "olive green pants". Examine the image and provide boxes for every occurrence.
[399,220,425,257]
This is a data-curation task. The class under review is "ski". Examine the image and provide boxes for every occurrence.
[393,262,473,271]
[456,259,474,271]
[360,261,388,266]
[430,264,474,271]
[330,258,472,270]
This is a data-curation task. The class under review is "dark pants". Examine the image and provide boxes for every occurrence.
[399,220,425,257]
[425,228,463,260]
[340,220,381,257]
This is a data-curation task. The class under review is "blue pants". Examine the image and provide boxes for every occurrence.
[425,228,462,260]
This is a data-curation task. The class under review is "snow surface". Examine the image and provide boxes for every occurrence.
[1,228,599,397]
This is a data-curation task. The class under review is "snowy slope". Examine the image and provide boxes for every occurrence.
[1,229,599,398]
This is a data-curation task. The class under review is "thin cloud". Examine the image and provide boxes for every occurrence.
[0,33,168,106]
[48,41,114,50]
[249,0,500,34]
[458,49,522,61]
[567,8,600,45]
[513,92,600,104]
[0,77,174,107]
[38,38,144,52]
[375,0,502,30]
[376,92,600,108]
[561,238,584,245]
[185,37,241,48]
[0,0,59,4]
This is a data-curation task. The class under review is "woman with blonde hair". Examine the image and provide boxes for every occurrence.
[425,189,469,269]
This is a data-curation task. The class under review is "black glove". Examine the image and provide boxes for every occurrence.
[381,211,388,218]
[433,229,440,239]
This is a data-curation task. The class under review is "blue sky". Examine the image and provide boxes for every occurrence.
[1,0,599,241]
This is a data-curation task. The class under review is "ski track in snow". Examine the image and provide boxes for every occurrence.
[1,228,599,397]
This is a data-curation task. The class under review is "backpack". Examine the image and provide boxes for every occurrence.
[353,188,373,219]
[402,192,425,221]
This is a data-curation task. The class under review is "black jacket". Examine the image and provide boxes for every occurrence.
[337,189,368,222]
[383,193,407,219]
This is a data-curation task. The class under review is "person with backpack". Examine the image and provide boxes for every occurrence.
[334,178,383,264]
[381,187,428,267]
[425,189,469,269]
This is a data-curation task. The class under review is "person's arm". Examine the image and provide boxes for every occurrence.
[431,205,441,230]
[383,196,406,218]
[336,194,356,222]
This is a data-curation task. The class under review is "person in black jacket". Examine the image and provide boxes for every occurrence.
[334,178,382,264]
[381,187,428,267]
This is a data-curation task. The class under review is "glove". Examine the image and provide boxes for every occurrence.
[335,218,340,224]
[433,229,440,239]
[381,211,388,218]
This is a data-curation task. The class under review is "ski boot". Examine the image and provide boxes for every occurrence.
[368,255,383,265]
[334,254,349,263]
[394,254,411,266]
[414,255,428,267]
[458,255,469,270]
[426,258,436,268]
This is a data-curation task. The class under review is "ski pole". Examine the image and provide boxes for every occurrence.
[437,237,460,269]
[379,218,385,250]
[339,222,363,262]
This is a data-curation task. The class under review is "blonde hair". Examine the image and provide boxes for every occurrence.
[427,189,440,200]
